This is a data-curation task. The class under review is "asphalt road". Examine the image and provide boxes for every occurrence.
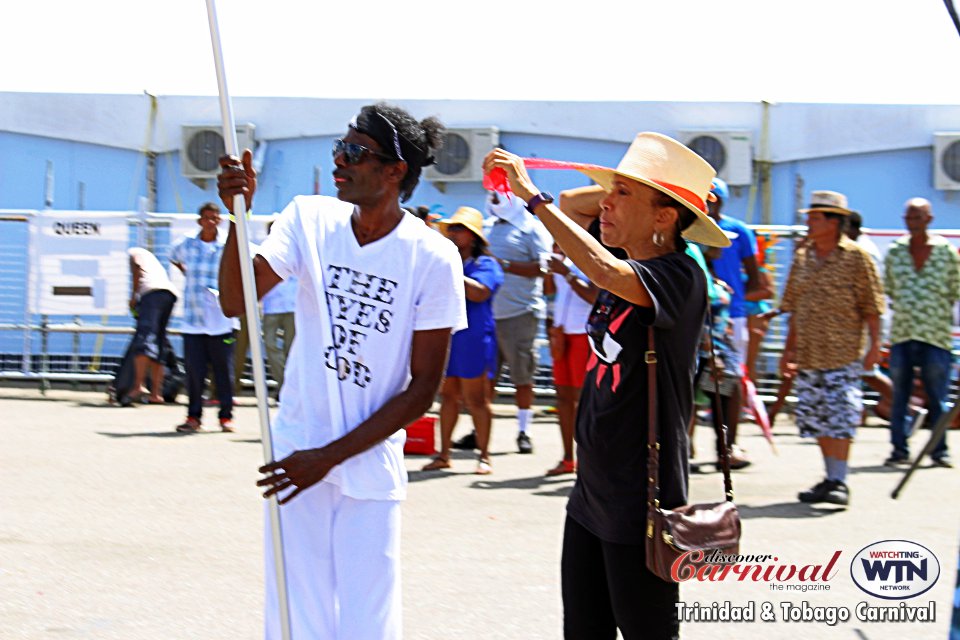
[1,385,958,639]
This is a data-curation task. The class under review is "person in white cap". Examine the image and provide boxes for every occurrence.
[780,190,885,507]
[485,133,729,640]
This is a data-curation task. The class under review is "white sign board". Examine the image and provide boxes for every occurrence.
[28,211,130,315]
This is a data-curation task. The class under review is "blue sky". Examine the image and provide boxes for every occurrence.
[7,0,960,104]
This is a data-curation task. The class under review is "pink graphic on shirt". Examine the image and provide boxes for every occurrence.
[595,363,608,388]
[586,349,598,373]
[587,306,633,393]
[608,307,632,333]
[611,363,622,393]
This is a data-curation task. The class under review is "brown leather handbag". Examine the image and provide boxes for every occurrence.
[644,325,742,582]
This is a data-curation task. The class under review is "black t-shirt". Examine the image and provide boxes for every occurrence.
[566,251,707,545]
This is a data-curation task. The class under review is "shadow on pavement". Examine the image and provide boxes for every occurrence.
[469,474,574,498]
[850,464,905,475]
[737,501,845,520]
[97,430,192,439]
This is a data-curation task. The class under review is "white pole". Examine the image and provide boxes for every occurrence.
[203,2,293,639]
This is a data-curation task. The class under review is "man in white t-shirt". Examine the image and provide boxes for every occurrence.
[124,247,179,405]
[218,103,466,640]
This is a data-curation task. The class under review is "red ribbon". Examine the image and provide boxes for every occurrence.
[483,158,706,213]
[650,180,707,213]
[482,158,607,193]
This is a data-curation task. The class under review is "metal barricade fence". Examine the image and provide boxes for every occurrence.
[0,212,188,391]
[0,212,955,409]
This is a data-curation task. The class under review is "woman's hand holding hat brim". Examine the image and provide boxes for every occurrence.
[483,149,538,203]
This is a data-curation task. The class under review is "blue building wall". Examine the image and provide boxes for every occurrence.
[0,132,144,211]
[10,130,956,232]
[768,147,960,228]
[2,123,958,370]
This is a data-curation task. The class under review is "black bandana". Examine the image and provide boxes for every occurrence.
[349,109,435,168]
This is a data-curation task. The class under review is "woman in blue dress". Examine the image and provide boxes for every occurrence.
[423,207,504,474]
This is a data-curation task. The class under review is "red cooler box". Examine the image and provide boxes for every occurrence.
[404,416,437,456]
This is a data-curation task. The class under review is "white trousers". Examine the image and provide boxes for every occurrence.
[264,481,402,640]
[732,315,749,368]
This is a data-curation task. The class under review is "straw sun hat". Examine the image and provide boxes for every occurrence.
[799,190,854,215]
[578,132,731,248]
[436,206,488,245]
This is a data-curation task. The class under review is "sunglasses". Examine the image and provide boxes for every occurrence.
[332,139,396,165]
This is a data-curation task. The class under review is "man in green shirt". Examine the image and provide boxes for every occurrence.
[883,198,960,468]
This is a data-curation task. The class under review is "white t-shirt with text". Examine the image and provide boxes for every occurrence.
[257,196,466,501]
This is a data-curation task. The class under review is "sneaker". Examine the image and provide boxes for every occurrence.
[823,481,850,506]
[884,452,910,467]
[798,479,833,503]
[219,418,236,433]
[175,417,202,433]
[202,397,220,408]
[452,431,477,450]
[517,432,534,454]
[931,455,954,469]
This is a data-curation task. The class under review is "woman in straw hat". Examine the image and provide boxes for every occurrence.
[424,207,504,475]
[485,134,729,639]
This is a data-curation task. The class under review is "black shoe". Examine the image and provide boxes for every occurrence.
[823,481,850,506]
[517,432,534,454]
[884,452,910,467]
[452,431,477,450]
[798,479,834,503]
[931,455,954,469]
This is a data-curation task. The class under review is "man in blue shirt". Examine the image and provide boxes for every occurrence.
[706,178,760,468]
[170,202,237,433]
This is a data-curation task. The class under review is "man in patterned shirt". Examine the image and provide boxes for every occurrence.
[883,198,960,468]
[780,191,885,506]
[170,202,238,433]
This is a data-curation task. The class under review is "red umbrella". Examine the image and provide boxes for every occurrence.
[743,374,778,454]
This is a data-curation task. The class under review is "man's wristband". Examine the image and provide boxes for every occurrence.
[227,210,253,223]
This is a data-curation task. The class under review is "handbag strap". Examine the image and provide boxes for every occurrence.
[645,323,735,515]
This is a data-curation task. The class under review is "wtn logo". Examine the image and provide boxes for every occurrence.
[850,540,940,600]
[861,558,927,583]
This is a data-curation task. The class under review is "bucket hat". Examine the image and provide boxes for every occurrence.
[437,207,488,244]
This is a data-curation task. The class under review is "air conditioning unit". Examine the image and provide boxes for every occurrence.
[933,133,960,190]
[678,130,753,186]
[423,127,499,182]
[180,124,256,179]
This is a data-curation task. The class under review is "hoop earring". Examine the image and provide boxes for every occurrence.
[652,230,665,248]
